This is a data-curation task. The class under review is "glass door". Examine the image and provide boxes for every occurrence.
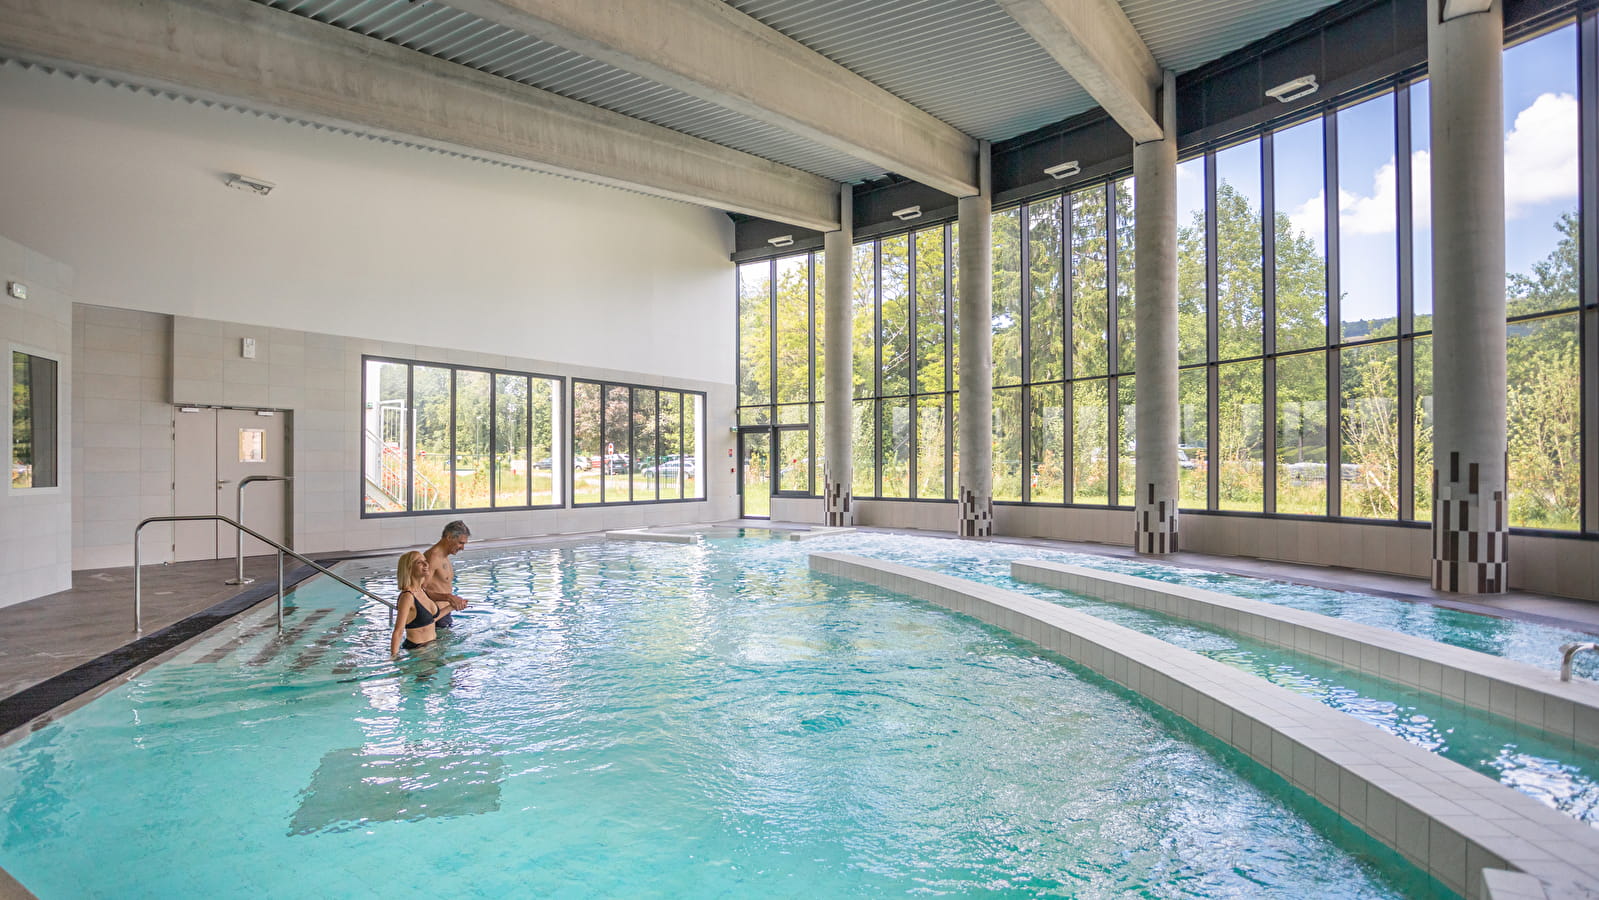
[738,428,772,519]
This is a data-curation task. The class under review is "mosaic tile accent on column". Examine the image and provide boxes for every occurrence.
[1431,452,1508,594]
[1134,482,1179,554]
[823,478,852,528]
[958,487,992,537]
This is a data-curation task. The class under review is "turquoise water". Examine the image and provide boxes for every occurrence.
[796,532,1599,826]
[0,538,1443,898]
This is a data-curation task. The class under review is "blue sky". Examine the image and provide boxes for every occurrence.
[1177,23,1579,327]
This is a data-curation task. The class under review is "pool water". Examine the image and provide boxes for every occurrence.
[804,532,1599,826]
[0,538,1443,898]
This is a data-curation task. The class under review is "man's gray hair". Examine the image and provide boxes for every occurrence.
[443,520,471,539]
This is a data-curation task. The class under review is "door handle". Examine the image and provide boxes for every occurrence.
[217,479,234,487]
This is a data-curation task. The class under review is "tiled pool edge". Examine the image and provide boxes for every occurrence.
[809,552,1599,900]
[1011,561,1599,748]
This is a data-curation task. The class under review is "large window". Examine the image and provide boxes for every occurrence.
[572,380,704,505]
[11,350,58,490]
[362,357,561,515]
[738,230,954,502]
[731,19,1594,537]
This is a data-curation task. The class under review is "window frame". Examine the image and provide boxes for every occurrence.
[9,343,62,495]
[570,377,708,508]
[359,354,565,518]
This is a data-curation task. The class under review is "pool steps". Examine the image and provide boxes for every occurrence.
[1010,561,1599,750]
[809,551,1599,900]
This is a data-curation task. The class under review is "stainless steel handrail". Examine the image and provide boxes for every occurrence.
[1560,642,1599,682]
[133,514,395,634]
[225,474,293,586]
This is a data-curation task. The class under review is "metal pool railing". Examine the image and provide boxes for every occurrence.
[132,514,394,634]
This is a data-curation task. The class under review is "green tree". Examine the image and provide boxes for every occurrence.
[1504,211,1581,529]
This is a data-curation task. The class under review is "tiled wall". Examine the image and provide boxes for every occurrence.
[72,306,173,572]
[0,236,73,604]
[64,311,739,569]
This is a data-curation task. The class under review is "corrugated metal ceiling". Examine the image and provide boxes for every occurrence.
[255,0,884,183]
[253,0,1347,184]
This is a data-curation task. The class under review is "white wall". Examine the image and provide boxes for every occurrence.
[0,64,735,384]
[0,235,73,604]
[65,309,736,570]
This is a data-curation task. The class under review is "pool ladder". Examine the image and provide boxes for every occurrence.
[132,514,396,634]
[1561,642,1599,682]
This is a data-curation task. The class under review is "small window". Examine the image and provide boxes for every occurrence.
[11,350,59,489]
[239,428,266,463]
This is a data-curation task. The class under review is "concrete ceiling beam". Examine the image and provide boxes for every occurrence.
[447,0,980,198]
[0,0,840,231]
[994,0,1163,142]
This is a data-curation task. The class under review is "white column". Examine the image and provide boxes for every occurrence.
[823,183,854,526]
[1133,71,1179,554]
[1428,0,1508,593]
[957,141,994,537]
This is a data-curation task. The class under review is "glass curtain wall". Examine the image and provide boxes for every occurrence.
[731,17,1593,536]
[737,228,954,503]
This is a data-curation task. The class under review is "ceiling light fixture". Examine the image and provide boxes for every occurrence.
[1044,161,1081,180]
[767,235,795,247]
[891,205,922,221]
[1265,74,1318,103]
[225,173,276,196]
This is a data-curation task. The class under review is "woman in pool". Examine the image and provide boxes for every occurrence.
[389,550,447,657]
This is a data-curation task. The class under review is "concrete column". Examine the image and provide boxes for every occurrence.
[957,141,995,537]
[823,182,855,526]
[1429,0,1508,593]
[1133,72,1179,554]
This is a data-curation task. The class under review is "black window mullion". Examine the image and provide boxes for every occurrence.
[488,374,498,507]
[909,231,920,498]
[406,364,415,512]
[1325,111,1343,518]
[627,388,636,503]
[1395,84,1416,521]
[769,258,778,432]
[448,369,458,510]
[1262,131,1279,515]
[943,226,955,498]
[598,382,608,504]
[1583,9,1599,534]
[1205,151,1220,511]
[1104,182,1119,503]
[1020,205,1033,503]
[874,242,884,498]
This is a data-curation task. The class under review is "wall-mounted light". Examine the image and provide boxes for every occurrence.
[891,205,922,221]
[1044,161,1081,180]
[225,173,275,196]
[1265,75,1318,103]
[767,235,794,247]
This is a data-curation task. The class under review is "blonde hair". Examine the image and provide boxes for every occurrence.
[397,550,427,592]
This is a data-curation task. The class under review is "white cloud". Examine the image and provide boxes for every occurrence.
[1285,92,1575,240]
[1286,191,1326,242]
[1502,92,1578,218]
[1338,160,1399,236]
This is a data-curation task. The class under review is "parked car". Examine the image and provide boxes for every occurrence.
[646,457,696,479]
[531,457,553,471]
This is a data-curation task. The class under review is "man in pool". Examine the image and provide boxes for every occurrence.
[421,520,473,628]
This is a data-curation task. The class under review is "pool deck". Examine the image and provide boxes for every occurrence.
[0,522,1595,729]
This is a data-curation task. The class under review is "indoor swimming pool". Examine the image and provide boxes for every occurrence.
[0,535,1462,898]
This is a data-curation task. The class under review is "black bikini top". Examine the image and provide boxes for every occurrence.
[403,590,440,629]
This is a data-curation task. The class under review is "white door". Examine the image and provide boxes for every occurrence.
[175,407,289,561]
